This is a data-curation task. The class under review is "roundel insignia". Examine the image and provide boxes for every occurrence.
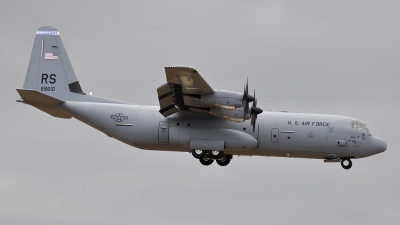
[308,131,314,138]
[111,113,128,122]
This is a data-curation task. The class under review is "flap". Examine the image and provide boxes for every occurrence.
[157,84,179,117]
[157,66,214,118]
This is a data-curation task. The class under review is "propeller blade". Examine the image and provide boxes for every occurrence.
[244,100,249,117]
[243,82,260,123]
[246,78,248,95]
[243,78,254,119]
[249,94,263,132]
[252,114,257,132]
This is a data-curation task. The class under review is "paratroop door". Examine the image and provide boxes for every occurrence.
[271,128,279,143]
[158,122,170,143]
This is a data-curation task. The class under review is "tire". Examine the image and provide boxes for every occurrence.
[209,150,224,159]
[199,156,214,166]
[216,155,232,166]
[192,149,206,159]
[341,158,352,170]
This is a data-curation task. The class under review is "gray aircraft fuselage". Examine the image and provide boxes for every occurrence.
[17,26,387,169]
[62,101,385,160]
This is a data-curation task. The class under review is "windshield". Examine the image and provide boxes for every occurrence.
[352,121,370,134]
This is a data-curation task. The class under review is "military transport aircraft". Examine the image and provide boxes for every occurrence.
[17,26,387,169]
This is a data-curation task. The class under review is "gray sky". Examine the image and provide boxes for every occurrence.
[1,1,399,224]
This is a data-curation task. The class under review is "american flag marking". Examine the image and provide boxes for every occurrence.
[44,52,58,60]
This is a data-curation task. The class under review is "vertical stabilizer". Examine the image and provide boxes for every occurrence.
[23,26,85,100]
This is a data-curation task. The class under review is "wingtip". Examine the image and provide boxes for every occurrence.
[165,65,196,71]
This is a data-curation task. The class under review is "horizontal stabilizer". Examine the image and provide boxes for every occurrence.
[17,89,64,104]
[16,89,71,118]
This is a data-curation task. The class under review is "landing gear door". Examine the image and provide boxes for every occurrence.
[271,128,279,143]
[158,122,170,143]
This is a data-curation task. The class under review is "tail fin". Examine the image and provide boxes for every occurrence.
[23,26,85,99]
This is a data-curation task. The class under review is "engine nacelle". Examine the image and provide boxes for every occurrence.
[209,107,250,122]
[201,90,243,110]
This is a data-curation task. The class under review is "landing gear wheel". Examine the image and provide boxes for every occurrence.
[199,156,214,166]
[192,149,206,159]
[341,158,352,170]
[216,155,232,166]
[209,150,224,159]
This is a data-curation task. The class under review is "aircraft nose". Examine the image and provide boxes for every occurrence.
[369,136,387,155]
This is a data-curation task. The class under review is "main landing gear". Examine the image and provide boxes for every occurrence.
[199,156,214,166]
[192,150,232,166]
[192,149,207,159]
[341,158,352,170]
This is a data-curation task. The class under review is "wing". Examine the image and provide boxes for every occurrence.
[158,66,213,117]
[156,66,262,128]
[165,66,214,95]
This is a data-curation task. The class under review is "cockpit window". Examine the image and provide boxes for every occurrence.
[352,121,370,134]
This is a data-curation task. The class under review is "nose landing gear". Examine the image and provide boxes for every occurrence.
[341,158,352,169]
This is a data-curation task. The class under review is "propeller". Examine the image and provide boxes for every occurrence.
[250,90,263,132]
[243,78,255,118]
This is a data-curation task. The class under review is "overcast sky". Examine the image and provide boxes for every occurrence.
[1,1,399,224]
